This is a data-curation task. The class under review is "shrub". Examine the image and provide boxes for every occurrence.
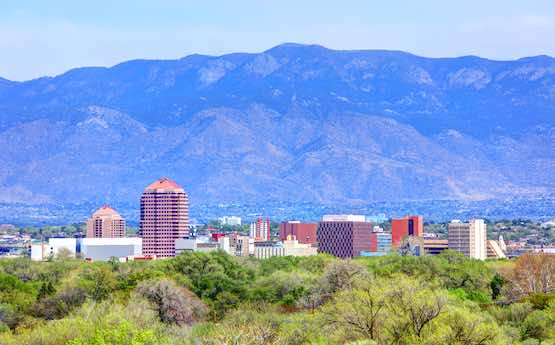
[136,279,208,326]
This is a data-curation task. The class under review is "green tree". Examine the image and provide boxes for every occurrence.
[79,265,117,301]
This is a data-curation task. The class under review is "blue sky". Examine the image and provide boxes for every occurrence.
[2,0,555,80]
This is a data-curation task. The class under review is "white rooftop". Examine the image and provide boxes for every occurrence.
[322,214,366,222]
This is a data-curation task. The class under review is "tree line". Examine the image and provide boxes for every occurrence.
[0,250,553,344]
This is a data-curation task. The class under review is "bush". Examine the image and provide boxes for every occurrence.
[136,279,207,326]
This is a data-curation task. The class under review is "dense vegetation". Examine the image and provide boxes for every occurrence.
[0,251,553,345]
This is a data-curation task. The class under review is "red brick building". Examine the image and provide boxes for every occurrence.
[279,221,317,244]
[139,177,189,258]
[391,215,423,247]
[317,216,373,258]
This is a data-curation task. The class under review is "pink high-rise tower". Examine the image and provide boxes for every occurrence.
[139,177,189,257]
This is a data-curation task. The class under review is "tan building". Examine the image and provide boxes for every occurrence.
[253,236,318,259]
[228,233,254,257]
[448,219,487,260]
[86,205,125,238]
[487,240,507,259]
[139,177,189,258]
[423,239,449,255]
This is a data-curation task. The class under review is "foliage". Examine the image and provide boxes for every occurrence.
[0,252,553,344]
[135,279,208,326]
[502,253,555,302]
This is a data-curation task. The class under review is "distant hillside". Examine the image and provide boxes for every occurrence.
[0,43,554,206]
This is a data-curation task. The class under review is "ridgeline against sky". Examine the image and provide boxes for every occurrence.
[0,43,554,206]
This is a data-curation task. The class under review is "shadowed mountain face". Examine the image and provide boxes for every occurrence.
[0,43,554,205]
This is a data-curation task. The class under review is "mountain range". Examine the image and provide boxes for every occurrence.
[0,43,554,207]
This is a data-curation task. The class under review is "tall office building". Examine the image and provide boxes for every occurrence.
[139,177,189,258]
[279,221,317,244]
[317,215,372,258]
[86,205,126,238]
[448,219,487,260]
[250,217,271,241]
[391,215,423,246]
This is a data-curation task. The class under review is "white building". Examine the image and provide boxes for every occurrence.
[31,237,142,261]
[175,236,232,255]
[498,235,507,252]
[448,219,487,260]
[31,238,77,261]
[219,216,242,226]
[81,237,142,261]
[322,214,366,222]
[254,246,285,259]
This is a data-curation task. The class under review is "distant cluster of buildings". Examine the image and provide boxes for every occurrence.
[315,215,506,260]
[29,177,516,262]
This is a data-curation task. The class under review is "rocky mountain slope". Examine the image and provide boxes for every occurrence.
[0,43,554,206]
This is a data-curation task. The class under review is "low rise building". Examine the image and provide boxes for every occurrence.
[322,214,366,222]
[423,239,449,256]
[31,237,142,261]
[81,238,142,261]
[487,240,507,259]
[370,230,392,253]
[279,221,317,244]
[175,236,231,255]
[31,238,77,260]
[219,216,242,226]
[229,233,254,257]
[253,236,317,259]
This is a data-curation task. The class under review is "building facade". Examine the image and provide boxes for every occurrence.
[31,238,77,261]
[175,236,231,256]
[370,231,392,253]
[86,205,126,238]
[250,217,271,241]
[219,216,242,226]
[317,215,373,258]
[139,177,189,258]
[80,237,142,261]
[279,221,317,244]
[391,215,423,247]
[487,240,507,259]
[448,219,487,260]
[423,239,449,255]
[31,237,142,261]
[229,233,254,257]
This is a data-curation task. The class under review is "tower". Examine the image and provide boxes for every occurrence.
[249,217,271,241]
[86,205,125,238]
[391,215,423,247]
[139,177,189,258]
[448,219,487,260]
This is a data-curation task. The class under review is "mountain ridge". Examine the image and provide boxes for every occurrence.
[0,43,554,206]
